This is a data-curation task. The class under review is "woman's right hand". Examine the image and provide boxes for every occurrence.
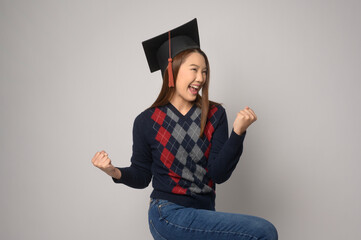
[232,106,257,135]
[91,150,121,179]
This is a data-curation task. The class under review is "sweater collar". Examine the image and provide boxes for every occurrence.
[167,102,197,118]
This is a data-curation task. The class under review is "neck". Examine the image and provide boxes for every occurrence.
[169,98,194,115]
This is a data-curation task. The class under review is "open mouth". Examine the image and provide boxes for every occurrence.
[188,85,200,95]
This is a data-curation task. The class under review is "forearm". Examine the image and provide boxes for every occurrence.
[106,167,121,179]
[207,130,246,183]
[112,165,152,188]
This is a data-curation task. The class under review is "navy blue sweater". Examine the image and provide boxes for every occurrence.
[113,103,246,210]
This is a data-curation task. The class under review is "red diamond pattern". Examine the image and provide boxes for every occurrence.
[156,126,171,147]
[208,106,218,118]
[204,122,215,141]
[151,106,220,196]
[169,169,180,184]
[204,144,211,158]
[172,185,187,195]
[151,108,166,125]
[160,148,175,169]
[208,179,214,188]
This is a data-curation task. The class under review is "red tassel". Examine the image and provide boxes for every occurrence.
[167,31,174,88]
[168,58,174,87]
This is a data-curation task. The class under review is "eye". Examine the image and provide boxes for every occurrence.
[191,68,197,72]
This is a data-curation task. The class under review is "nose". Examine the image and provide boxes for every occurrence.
[196,71,205,84]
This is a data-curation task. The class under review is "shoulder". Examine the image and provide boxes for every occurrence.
[133,107,154,125]
[131,108,157,138]
[211,103,225,112]
[208,102,226,119]
[134,105,169,124]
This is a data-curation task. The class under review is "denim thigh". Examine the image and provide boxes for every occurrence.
[148,199,278,240]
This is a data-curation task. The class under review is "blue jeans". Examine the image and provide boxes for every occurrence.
[148,199,278,240]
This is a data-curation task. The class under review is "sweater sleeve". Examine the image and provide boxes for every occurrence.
[112,112,153,188]
[206,108,246,184]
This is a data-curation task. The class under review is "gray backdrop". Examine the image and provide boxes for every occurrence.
[1,0,360,239]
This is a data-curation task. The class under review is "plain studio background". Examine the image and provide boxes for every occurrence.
[1,0,360,239]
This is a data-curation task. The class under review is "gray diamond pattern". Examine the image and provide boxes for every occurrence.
[154,105,214,195]
[190,107,201,121]
[182,167,194,182]
[167,108,179,122]
[189,183,202,194]
[189,145,203,163]
[194,165,207,182]
[202,185,213,193]
[173,124,187,144]
[175,145,187,165]
[187,122,200,143]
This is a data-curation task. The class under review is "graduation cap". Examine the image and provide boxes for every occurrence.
[142,18,200,87]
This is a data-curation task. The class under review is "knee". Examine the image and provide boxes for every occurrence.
[257,218,278,240]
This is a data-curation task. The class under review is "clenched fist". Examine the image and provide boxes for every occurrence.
[233,106,257,135]
[91,150,121,179]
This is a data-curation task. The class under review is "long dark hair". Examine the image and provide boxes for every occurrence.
[149,48,219,137]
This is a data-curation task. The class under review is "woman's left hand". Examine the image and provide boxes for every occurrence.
[232,106,257,135]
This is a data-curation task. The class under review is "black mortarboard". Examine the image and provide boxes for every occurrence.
[142,18,200,87]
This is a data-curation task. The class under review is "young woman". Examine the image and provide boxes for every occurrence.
[91,19,278,240]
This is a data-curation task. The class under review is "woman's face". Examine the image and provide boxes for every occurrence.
[172,52,207,105]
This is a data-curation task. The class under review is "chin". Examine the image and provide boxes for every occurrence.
[187,96,197,102]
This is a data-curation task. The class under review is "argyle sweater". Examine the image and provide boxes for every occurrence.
[113,103,246,210]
